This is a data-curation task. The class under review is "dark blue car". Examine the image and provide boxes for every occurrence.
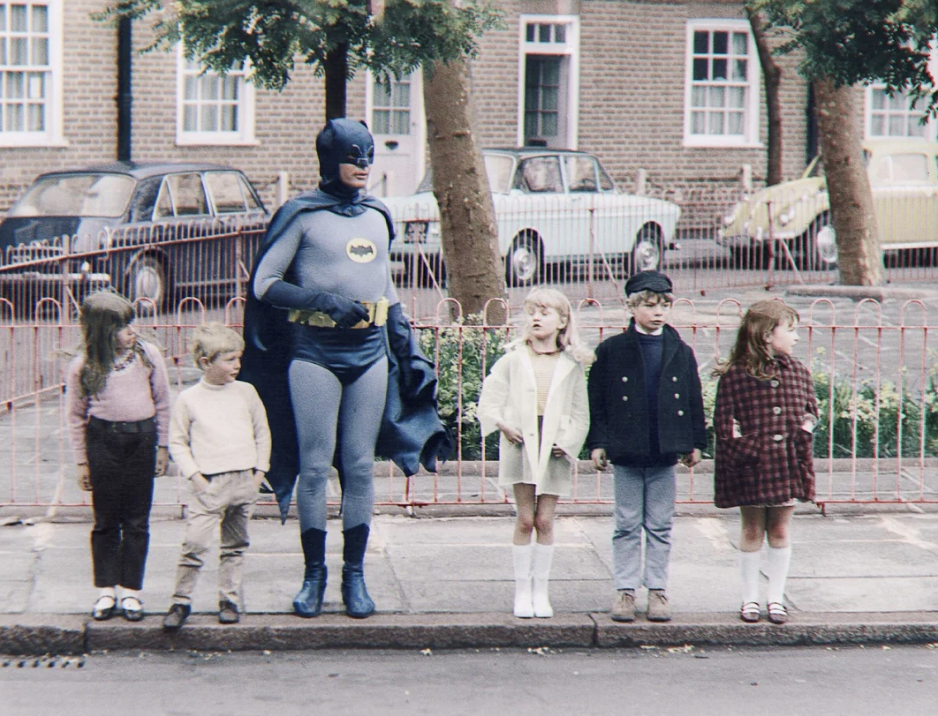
[0,162,268,314]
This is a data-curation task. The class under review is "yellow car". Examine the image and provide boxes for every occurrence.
[718,139,938,269]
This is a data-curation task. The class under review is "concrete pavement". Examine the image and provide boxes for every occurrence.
[2,505,937,654]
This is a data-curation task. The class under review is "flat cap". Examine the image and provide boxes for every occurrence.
[625,270,673,296]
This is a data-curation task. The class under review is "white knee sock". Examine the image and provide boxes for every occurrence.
[531,543,554,618]
[765,545,792,604]
[512,544,534,618]
[739,550,762,605]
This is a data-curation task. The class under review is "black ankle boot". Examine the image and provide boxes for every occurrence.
[293,528,327,618]
[341,524,375,619]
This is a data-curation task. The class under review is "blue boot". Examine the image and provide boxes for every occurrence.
[293,528,327,618]
[341,524,375,619]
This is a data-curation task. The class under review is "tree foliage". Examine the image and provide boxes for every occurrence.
[755,0,937,112]
[98,0,503,91]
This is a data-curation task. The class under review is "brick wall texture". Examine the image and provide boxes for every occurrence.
[0,0,867,228]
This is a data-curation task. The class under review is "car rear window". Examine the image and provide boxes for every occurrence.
[416,154,516,195]
[9,174,135,218]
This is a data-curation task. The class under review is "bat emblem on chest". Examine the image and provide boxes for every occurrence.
[346,238,378,263]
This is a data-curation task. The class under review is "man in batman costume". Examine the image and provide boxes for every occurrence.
[239,119,450,619]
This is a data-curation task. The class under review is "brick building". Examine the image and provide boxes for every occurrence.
[1,0,935,230]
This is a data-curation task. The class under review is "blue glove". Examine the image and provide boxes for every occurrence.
[261,280,369,329]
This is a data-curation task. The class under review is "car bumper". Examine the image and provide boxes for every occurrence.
[716,232,798,248]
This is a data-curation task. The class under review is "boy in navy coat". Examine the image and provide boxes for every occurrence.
[587,271,707,622]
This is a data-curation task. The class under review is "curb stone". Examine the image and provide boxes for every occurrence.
[785,284,938,302]
[3,612,937,655]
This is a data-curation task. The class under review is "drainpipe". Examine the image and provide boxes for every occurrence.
[116,16,132,162]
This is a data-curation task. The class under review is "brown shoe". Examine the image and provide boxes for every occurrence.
[162,603,190,632]
[646,589,671,622]
[611,589,636,622]
[218,600,240,624]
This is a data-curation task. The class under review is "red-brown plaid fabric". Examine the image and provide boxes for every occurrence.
[713,355,818,508]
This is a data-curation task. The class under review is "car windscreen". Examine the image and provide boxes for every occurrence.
[9,174,135,218]
[415,153,516,194]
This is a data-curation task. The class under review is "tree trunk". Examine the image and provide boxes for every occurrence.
[423,57,507,324]
[324,43,349,120]
[748,8,782,186]
[814,77,883,286]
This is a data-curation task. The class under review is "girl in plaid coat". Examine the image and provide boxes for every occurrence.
[713,300,818,625]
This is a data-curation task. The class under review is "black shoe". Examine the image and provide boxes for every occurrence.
[341,524,375,619]
[120,596,145,622]
[293,565,327,618]
[295,527,328,618]
[162,603,191,632]
[218,600,240,624]
[91,595,116,621]
[341,564,375,619]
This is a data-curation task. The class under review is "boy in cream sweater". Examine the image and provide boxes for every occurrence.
[163,323,271,630]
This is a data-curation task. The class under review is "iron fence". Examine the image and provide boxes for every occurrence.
[2,296,938,511]
[5,186,938,323]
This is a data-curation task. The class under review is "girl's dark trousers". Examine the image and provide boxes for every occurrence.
[86,417,157,590]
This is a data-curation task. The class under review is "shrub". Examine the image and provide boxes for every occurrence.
[418,316,511,460]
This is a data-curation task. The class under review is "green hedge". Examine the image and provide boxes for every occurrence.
[420,323,938,462]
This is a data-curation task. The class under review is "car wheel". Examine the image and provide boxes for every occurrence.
[505,232,543,286]
[127,255,170,314]
[630,225,663,274]
[802,212,837,271]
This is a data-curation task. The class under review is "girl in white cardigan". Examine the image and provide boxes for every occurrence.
[478,288,592,618]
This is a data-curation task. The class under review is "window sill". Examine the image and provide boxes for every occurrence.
[175,137,260,147]
[0,137,70,148]
[683,138,764,150]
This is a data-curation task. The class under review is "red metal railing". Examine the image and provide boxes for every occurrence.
[2,293,938,510]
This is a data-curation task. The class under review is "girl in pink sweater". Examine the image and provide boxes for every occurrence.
[65,291,170,622]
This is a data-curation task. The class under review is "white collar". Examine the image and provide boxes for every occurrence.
[634,323,664,336]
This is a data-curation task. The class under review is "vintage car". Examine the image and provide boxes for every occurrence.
[380,148,682,285]
[717,139,938,269]
[0,162,268,312]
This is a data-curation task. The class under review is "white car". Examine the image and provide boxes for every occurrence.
[381,148,681,285]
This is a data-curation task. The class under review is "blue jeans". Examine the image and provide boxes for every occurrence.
[612,464,676,591]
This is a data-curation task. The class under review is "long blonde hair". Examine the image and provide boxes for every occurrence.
[78,291,149,397]
[713,299,800,381]
[516,287,594,365]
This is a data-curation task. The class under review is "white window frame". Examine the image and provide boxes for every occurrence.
[683,19,761,149]
[175,46,257,146]
[517,14,580,149]
[865,45,938,141]
[0,0,65,147]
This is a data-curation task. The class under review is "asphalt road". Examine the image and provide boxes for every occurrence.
[1,645,936,715]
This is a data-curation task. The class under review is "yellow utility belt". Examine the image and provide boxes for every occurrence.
[288,297,389,329]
